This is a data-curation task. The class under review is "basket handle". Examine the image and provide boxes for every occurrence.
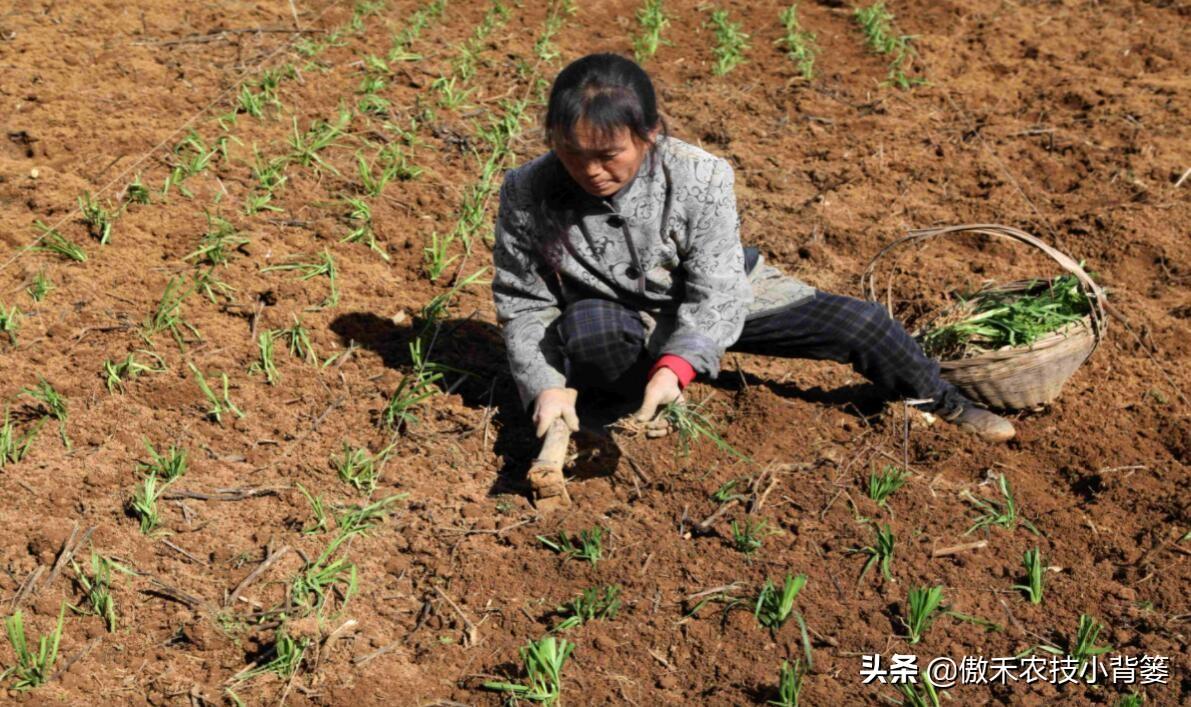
[860,224,1107,348]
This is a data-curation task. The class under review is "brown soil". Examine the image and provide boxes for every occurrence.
[0,0,1187,705]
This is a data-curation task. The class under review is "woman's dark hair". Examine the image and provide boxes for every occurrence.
[544,52,663,151]
[532,53,668,268]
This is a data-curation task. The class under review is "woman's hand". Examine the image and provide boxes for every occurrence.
[533,387,579,438]
[634,367,682,426]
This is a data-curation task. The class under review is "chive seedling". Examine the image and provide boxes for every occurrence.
[262,248,339,308]
[731,517,777,556]
[868,465,909,507]
[537,527,605,567]
[0,301,19,344]
[78,192,114,244]
[188,363,244,424]
[129,473,165,535]
[138,438,187,482]
[26,271,53,302]
[0,407,42,468]
[754,573,807,631]
[1012,547,1044,604]
[32,221,87,262]
[333,442,394,495]
[553,585,622,632]
[962,474,1040,535]
[776,4,817,80]
[903,585,944,644]
[22,378,70,449]
[296,483,329,535]
[1037,614,1112,672]
[847,523,895,582]
[249,330,281,385]
[633,0,670,62]
[103,350,165,393]
[70,552,131,632]
[124,174,152,205]
[2,604,66,690]
[767,659,805,707]
[707,8,751,76]
[483,635,575,706]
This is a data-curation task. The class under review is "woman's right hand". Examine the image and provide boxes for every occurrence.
[533,387,580,438]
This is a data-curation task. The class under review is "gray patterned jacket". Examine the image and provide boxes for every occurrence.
[493,135,814,408]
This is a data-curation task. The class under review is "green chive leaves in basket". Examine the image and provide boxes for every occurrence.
[919,274,1093,359]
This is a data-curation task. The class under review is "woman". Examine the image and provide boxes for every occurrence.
[492,53,1015,443]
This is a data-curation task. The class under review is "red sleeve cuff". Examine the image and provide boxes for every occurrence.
[649,355,696,389]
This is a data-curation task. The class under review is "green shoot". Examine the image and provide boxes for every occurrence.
[251,145,288,192]
[193,267,236,303]
[355,153,392,198]
[287,111,348,175]
[249,330,280,385]
[2,604,66,690]
[188,363,244,424]
[78,192,115,244]
[422,230,458,281]
[482,635,574,705]
[71,552,131,632]
[537,527,604,567]
[1037,614,1112,671]
[962,474,1040,535]
[767,659,805,707]
[341,196,388,261]
[898,671,940,707]
[0,301,19,344]
[754,573,807,631]
[235,629,307,680]
[335,493,406,538]
[707,8,750,76]
[289,536,359,615]
[124,174,152,205]
[185,213,248,266]
[279,316,316,364]
[33,221,87,262]
[711,476,749,503]
[776,4,817,80]
[0,407,42,468]
[853,2,924,89]
[138,438,187,482]
[431,75,473,110]
[296,483,329,535]
[848,523,895,582]
[903,585,944,644]
[660,399,750,461]
[333,442,394,495]
[380,338,448,431]
[142,275,201,346]
[553,585,621,632]
[868,465,909,507]
[633,0,670,62]
[262,248,339,308]
[130,472,166,535]
[26,271,53,302]
[1114,693,1145,707]
[103,350,165,393]
[22,378,70,449]
[730,517,777,556]
[1012,547,1044,604]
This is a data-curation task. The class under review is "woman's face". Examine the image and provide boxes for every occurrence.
[553,120,657,198]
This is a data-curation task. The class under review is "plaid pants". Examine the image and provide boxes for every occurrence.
[555,292,964,414]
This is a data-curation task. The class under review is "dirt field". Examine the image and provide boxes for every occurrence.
[0,0,1187,705]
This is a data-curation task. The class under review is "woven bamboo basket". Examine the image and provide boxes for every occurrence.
[861,224,1108,410]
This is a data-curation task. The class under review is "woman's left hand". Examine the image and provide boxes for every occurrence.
[634,367,682,435]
